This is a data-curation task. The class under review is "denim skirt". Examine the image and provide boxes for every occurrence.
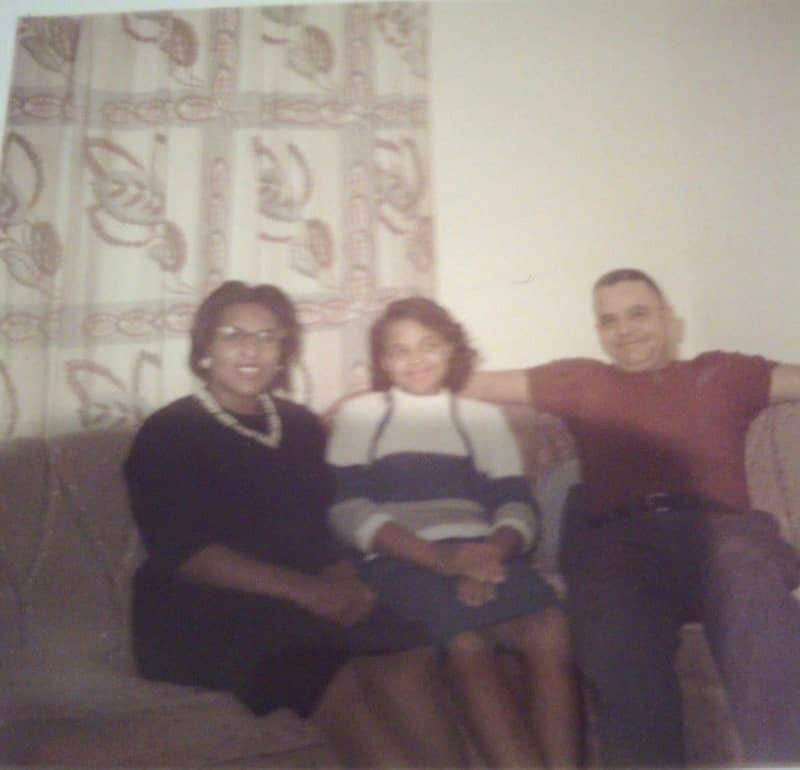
[359,545,560,645]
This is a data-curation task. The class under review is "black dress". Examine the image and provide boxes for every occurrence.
[124,395,423,717]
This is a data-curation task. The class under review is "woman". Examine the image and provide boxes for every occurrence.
[124,281,466,767]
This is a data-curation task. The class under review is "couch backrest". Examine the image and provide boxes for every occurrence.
[1,401,797,711]
[0,408,579,680]
[501,401,800,561]
[501,404,581,571]
[0,428,143,711]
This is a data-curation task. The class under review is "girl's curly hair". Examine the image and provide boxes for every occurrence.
[370,296,478,392]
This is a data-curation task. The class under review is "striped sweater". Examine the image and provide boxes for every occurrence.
[326,388,539,554]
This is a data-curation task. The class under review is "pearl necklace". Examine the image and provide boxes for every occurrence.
[194,387,283,449]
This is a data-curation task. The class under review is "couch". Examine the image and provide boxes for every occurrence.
[1,400,799,767]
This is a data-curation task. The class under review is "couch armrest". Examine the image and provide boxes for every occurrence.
[746,401,800,551]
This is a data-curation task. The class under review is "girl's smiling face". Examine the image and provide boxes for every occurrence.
[379,318,453,396]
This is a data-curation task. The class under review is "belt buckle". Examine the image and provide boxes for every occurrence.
[643,492,673,513]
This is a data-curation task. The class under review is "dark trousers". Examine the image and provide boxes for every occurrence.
[560,487,800,767]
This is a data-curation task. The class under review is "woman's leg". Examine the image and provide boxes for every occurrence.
[315,648,470,768]
[353,647,471,768]
[444,629,543,768]
[492,608,581,768]
[314,661,415,768]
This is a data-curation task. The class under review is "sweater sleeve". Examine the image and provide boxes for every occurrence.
[326,395,395,552]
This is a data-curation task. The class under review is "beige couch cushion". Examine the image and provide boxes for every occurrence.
[0,428,327,765]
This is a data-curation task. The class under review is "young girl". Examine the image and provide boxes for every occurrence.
[327,297,580,768]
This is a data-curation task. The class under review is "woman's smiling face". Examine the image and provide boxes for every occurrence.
[204,301,284,413]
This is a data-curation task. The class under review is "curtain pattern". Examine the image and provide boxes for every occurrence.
[0,3,434,438]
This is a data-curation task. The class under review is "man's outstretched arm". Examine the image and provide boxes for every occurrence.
[769,364,800,403]
[461,369,531,404]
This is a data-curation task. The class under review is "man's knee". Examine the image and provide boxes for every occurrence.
[704,513,800,592]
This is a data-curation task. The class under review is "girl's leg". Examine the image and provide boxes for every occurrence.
[352,647,471,768]
[444,629,543,768]
[492,608,581,768]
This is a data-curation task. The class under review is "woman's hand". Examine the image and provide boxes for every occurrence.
[318,559,359,580]
[298,572,377,627]
[456,576,497,607]
[179,547,375,626]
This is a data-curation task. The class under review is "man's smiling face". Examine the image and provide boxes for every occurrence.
[593,279,674,373]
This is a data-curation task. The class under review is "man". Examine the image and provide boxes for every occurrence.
[465,267,800,767]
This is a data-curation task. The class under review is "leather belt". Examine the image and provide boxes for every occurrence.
[592,492,703,527]
[614,492,702,517]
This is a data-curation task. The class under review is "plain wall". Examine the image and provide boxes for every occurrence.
[432,0,800,368]
[2,0,799,373]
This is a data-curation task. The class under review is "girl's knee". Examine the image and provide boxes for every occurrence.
[446,629,493,659]
[538,606,571,638]
[517,607,572,655]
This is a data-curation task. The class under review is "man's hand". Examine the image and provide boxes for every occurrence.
[456,576,497,607]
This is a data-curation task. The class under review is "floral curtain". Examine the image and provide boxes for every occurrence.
[0,2,434,439]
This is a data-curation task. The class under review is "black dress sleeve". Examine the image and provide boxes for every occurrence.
[124,400,219,574]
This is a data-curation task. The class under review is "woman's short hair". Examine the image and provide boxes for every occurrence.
[370,296,477,392]
[593,268,665,302]
[189,280,300,391]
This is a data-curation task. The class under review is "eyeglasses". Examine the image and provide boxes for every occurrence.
[214,325,285,346]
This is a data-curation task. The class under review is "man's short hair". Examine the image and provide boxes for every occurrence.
[593,268,665,302]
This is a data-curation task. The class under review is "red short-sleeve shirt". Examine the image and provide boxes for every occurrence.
[527,352,775,514]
